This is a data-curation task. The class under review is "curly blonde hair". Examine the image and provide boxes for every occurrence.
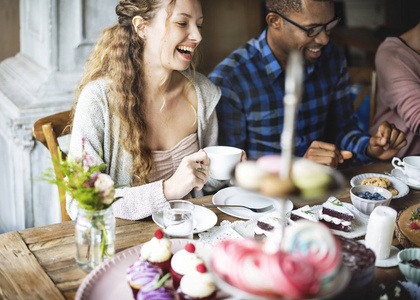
[71,0,199,186]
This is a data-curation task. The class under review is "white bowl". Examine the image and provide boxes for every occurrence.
[398,248,420,284]
[350,185,393,215]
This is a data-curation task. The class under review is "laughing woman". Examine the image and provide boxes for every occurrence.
[67,0,223,220]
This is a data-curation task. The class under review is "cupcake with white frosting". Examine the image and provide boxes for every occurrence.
[170,243,204,289]
[177,263,217,300]
[140,229,172,274]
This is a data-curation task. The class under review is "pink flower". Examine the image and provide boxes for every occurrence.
[94,174,115,205]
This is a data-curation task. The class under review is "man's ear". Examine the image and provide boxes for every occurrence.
[132,16,147,37]
[266,12,283,30]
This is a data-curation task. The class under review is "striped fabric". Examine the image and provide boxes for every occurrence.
[209,28,373,165]
[147,133,199,184]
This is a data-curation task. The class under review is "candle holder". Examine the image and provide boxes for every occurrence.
[364,206,400,267]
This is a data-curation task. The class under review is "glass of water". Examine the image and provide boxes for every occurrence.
[163,200,194,239]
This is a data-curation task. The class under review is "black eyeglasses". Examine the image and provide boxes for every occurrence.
[268,11,341,37]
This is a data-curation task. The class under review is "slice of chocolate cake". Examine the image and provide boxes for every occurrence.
[254,211,285,239]
[290,205,319,222]
[319,196,354,232]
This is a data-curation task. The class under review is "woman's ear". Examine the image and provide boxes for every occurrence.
[266,12,282,30]
[132,16,147,38]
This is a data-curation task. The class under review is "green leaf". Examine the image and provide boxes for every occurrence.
[153,273,171,289]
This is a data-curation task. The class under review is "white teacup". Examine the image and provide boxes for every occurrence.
[204,146,242,180]
[392,156,420,183]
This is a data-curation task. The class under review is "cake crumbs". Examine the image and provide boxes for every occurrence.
[379,294,388,300]
[394,285,401,297]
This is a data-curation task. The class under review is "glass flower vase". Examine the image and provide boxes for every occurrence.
[75,206,115,272]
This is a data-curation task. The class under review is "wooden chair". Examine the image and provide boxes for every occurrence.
[32,110,72,222]
[348,66,377,127]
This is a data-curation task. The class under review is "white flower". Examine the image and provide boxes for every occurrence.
[94,174,115,205]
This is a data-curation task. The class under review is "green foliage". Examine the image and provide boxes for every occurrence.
[42,147,121,211]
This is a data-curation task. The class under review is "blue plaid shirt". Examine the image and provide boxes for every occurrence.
[209,29,373,165]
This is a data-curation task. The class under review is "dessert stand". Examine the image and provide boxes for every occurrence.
[214,51,350,299]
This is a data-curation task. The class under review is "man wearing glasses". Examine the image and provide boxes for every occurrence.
[209,0,406,168]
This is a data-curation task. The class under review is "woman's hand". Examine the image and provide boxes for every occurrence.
[163,149,209,200]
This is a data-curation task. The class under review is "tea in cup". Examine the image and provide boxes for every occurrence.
[392,156,420,183]
[203,146,242,180]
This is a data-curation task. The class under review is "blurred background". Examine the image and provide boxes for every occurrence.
[0,0,419,234]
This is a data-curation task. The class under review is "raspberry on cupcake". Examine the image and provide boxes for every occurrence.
[140,229,172,274]
[126,260,161,299]
[177,263,217,300]
[170,243,204,289]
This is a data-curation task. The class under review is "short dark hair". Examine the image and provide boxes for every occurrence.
[265,0,333,16]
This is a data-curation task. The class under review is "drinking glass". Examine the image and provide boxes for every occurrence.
[163,200,194,239]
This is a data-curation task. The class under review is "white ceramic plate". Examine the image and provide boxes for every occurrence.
[75,239,212,300]
[287,203,369,239]
[152,205,217,234]
[212,186,293,220]
[391,168,420,190]
[350,173,409,199]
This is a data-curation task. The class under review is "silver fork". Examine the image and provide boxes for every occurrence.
[202,203,274,213]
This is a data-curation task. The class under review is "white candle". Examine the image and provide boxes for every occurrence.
[365,206,397,260]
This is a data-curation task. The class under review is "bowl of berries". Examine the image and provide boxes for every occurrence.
[398,248,420,284]
[350,185,393,215]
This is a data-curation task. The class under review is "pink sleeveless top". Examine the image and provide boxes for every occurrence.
[147,133,199,183]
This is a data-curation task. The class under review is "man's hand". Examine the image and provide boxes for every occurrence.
[303,141,353,168]
[366,121,407,160]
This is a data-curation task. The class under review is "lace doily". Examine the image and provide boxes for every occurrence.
[198,219,257,245]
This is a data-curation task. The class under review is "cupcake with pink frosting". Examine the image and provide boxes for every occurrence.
[211,239,274,296]
[140,229,172,274]
[280,220,342,286]
[126,260,161,299]
[211,239,320,298]
[170,243,204,289]
[177,263,217,300]
[211,220,342,299]
[260,251,320,299]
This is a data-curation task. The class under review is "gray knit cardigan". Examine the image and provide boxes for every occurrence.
[67,71,223,220]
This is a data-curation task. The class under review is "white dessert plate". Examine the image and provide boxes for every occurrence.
[213,263,350,300]
[152,205,217,234]
[350,173,409,199]
[212,187,293,220]
[75,239,213,300]
[391,168,420,190]
[287,203,369,239]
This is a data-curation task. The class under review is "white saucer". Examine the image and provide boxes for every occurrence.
[391,168,420,190]
[152,205,217,234]
[360,240,400,268]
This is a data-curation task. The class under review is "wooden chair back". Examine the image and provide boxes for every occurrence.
[348,66,377,127]
[32,110,72,222]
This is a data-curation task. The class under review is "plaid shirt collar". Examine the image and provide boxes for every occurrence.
[256,28,317,82]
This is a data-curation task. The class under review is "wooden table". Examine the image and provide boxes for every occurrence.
[1,161,419,300]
